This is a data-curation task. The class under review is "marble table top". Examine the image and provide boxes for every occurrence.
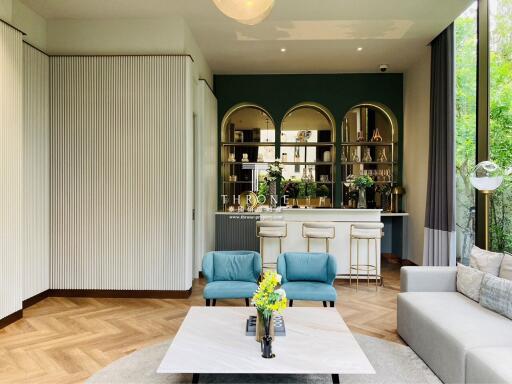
[157,307,375,375]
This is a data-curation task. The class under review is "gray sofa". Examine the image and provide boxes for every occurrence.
[398,266,512,384]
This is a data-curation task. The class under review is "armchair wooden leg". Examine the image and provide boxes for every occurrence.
[206,299,210,307]
[289,300,293,307]
[323,301,327,307]
[212,299,217,307]
[245,298,250,306]
[329,301,335,307]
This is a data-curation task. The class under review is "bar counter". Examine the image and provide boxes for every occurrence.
[215,208,408,278]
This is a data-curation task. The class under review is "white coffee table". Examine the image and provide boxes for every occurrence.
[158,307,375,383]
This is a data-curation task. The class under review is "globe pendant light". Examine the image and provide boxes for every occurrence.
[212,0,275,25]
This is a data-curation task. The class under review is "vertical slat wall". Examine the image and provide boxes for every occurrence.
[23,44,50,300]
[0,23,23,320]
[50,56,193,291]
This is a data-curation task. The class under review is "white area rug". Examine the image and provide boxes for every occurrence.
[86,334,440,384]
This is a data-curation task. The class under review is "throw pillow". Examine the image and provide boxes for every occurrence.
[499,253,512,281]
[457,263,485,302]
[469,245,504,276]
[213,252,257,282]
[480,273,512,320]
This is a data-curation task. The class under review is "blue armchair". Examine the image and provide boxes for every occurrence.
[202,251,262,306]
[277,252,337,307]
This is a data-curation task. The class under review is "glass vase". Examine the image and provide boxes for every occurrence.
[268,181,278,208]
[256,311,274,342]
[357,187,367,209]
[260,314,275,359]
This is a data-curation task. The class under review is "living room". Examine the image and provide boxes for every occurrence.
[0,0,511,383]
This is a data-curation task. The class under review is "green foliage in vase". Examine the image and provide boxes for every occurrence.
[353,175,374,189]
[316,184,330,197]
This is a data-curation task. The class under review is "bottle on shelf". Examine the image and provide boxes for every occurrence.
[362,147,372,162]
[377,148,387,162]
[371,128,383,142]
[351,148,360,162]
[356,131,365,142]
[341,149,348,163]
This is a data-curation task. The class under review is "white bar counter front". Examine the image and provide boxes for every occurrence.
[219,208,382,278]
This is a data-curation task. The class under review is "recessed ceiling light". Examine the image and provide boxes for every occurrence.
[357,47,363,51]
[280,48,287,52]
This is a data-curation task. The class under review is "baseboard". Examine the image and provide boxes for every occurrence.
[22,290,50,309]
[0,309,23,329]
[47,288,192,299]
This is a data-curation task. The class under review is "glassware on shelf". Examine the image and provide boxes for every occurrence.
[323,150,331,162]
[341,149,348,163]
[228,153,236,162]
[356,131,365,142]
[351,148,360,162]
[362,147,372,162]
[241,153,249,162]
[371,128,383,142]
[377,148,387,162]
[257,153,264,162]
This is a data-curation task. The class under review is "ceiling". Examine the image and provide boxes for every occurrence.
[21,0,474,74]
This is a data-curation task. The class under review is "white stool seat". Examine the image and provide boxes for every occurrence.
[302,222,336,252]
[303,228,334,238]
[259,228,286,237]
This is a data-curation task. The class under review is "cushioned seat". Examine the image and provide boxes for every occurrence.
[202,251,261,306]
[466,347,512,384]
[280,281,337,301]
[277,252,337,305]
[203,281,259,300]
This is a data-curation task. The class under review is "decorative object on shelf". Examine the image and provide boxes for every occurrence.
[351,148,360,162]
[265,160,284,209]
[228,153,236,162]
[281,152,288,162]
[371,128,383,142]
[251,271,287,358]
[377,148,387,162]
[323,150,331,162]
[241,153,249,162]
[319,175,329,183]
[391,185,405,213]
[297,130,312,143]
[234,130,243,143]
[283,180,299,208]
[341,149,348,163]
[362,147,372,163]
[228,175,237,182]
[354,175,375,209]
[212,0,275,25]
[469,161,505,249]
[257,153,264,162]
[356,131,365,142]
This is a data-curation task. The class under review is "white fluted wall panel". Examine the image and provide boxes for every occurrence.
[23,44,50,300]
[0,23,23,320]
[50,56,193,291]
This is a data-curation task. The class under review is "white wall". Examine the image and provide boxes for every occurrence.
[194,80,218,276]
[23,43,50,300]
[1,0,47,51]
[403,48,431,265]
[50,56,194,291]
[0,22,23,320]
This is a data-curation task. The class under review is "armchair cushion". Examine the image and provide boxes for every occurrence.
[281,281,337,302]
[279,252,336,284]
[202,251,261,283]
[203,281,258,299]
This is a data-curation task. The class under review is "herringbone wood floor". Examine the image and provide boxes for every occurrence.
[0,260,403,384]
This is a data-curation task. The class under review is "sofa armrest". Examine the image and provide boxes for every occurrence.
[400,266,457,292]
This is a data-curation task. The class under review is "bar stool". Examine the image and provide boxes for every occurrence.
[349,223,384,290]
[256,220,287,271]
[302,222,336,252]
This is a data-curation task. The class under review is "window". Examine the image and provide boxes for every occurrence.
[455,3,478,263]
[489,0,512,252]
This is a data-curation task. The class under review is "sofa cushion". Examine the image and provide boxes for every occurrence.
[203,281,258,299]
[480,273,512,320]
[398,292,512,384]
[457,263,485,302]
[466,347,512,384]
[470,245,503,276]
[212,252,258,282]
[284,252,328,282]
[281,281,337,301]
[499,253,512,281]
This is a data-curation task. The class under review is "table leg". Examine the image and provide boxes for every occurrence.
[192,373,199,383]
[332,373,340,383]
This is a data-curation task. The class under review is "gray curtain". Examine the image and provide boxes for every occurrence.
[423,24,456,266]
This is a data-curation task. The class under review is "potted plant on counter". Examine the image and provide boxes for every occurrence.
[353,175,374,209]
[265,160,284,208]
[283,180,300,208]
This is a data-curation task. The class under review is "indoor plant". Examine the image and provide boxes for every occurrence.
[353,175,374,209]
[283,180,299,207]
[251,271,287,358]
[265,160,284,208]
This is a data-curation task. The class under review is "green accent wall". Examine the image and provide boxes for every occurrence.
[214,73,404,208]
